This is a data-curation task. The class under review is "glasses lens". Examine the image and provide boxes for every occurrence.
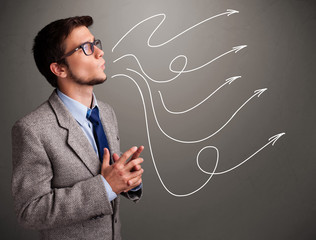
[82,42,93,56]
[95,40,102,50]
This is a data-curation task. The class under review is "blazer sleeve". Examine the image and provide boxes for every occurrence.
[11,122,113,230]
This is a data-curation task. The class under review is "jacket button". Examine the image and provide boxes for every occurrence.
[114,218,118,223]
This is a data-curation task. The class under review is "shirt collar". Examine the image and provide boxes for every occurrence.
[56,89,99,126]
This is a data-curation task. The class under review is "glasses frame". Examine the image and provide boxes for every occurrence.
[58,39,102,61]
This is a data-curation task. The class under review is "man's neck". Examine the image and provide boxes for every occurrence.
[58,85,94,108]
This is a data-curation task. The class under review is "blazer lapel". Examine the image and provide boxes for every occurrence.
[48,90,101,176]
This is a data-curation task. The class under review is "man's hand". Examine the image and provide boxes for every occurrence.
[101,146,144,194]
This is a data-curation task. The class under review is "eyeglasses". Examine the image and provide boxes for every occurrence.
[58,39,102,61]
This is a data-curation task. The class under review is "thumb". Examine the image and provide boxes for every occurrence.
[101,148,110,170]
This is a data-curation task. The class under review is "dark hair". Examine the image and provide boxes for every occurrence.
[32,16,93,87]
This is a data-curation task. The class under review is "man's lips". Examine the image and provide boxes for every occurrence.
[100,60,105,70]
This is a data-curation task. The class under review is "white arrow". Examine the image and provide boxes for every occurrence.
[112,9,239,52]
[198,133,286,175]
[155,87,267,144]
[232,45,247,53]
[170,45,247,74]
[159,76,241,114]
[113,45,247,83]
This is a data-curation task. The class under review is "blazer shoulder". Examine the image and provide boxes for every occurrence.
[97,100,117,119]
[12,100,55,132]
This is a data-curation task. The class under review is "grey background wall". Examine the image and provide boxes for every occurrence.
[1,0,315,239]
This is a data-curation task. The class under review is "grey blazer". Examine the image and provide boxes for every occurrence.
[11,90,142,240]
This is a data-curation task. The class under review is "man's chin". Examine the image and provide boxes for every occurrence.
[87,76,107,86]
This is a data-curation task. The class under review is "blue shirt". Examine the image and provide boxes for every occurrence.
[57,89,117,201]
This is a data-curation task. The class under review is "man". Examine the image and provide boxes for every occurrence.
[11,16,144,240]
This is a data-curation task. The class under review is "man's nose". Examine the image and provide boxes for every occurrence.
[95,46,104,58]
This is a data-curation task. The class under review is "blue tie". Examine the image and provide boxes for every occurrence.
[87,107,110,162]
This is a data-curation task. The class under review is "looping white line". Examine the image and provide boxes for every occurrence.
[113,54,188,83]
[112,9,239,52]
[113,45,246,83]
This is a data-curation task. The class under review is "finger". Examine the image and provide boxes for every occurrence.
[101,148,110,171]
[131,146,144,160]
[132,164,141,171]
[127,168,144,185]
[126,157,144,171]
[126,175,143,190]
[117,146,138,164]
[112,153,120,162]
[126,178,142,192]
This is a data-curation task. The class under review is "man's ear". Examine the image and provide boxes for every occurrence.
[50,62,67,78]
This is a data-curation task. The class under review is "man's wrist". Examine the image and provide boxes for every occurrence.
[100,175,117,201]
[129,183,142,192]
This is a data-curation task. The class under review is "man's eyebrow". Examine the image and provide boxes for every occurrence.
[76,38,94,48]
[81,37,95,45]
[90,37,95,43]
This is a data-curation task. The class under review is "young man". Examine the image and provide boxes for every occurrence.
[11,16,144,240]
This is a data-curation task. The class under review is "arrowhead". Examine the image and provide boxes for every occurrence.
[225,76,241,84]
[232,45,247,53]
[268,132,286,146]
[254,88,268,97]
[227,9,239,16]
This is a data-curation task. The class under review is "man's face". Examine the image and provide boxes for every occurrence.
[62,26,106,85]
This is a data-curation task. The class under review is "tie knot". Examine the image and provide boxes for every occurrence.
[87,107,101,125]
